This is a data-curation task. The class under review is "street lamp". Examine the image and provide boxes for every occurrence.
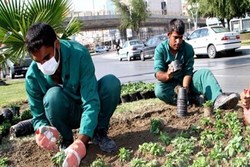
[187,3,199,30]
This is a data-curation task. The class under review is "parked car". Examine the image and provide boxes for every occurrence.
[2,56,32,79]
[95,45,109,53]
[118,39,146,61]
[185,26,241,58]
[142,34,168,60]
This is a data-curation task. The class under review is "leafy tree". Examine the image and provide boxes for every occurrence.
[0,0,81,66]
[112,0,150,39]
[187,0,250,28]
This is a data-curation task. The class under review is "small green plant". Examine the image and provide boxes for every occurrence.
[138,142,165,156]
[130,158,147,167]
[159,131,171,145]
[0,120,11,136]
[0,157,9,167]
[11,115,21,125]
[203,100,213,107]
[190,156,209,167]
[90,158,108,167]
[224,136,245,157]
[208,142,226,165]
[20,109,32,120]
[118,147,132,162]
[200,117,213,127]
[51,151,66,166]
[230,156,248,167]
[150,118,163,135]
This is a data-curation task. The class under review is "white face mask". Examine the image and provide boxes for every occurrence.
[37,43,60,75]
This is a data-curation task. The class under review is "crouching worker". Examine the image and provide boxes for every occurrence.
[154,18,239,110]
[25,23,121,166]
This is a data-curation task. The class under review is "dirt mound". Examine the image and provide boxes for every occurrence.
[0,100,244,167]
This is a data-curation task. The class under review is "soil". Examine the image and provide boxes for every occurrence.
[0,100,244,167]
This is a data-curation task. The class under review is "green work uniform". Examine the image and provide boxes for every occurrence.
[25,40,121,142]
[154,39,222,104]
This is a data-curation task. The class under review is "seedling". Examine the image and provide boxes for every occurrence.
[158,131,171,145]
[0,157,9,167]
[208,142,226,164]
[224,135,245,157]
[20,109,32,120]
[200,117,213,127]
[0,120,11,136]
[90,158,108,167]
[130,158,147,167]
[203,100,213,107]
[230,156,248,166]
[138,142,165,156]
[191,156,209,167]
[150,118,164,135]
[118,147,132,162]
[51,151,66,166]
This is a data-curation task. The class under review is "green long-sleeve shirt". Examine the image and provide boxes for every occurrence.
[154,39,195,83]
[25,39,100,137]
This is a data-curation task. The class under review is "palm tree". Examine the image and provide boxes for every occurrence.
[0,0,81,66]
[112,0,150,40]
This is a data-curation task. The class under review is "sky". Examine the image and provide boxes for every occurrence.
[72,0,106,12]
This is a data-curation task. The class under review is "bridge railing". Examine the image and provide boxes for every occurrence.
[68,10,188,19]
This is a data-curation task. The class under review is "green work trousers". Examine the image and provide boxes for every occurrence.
[155,69,222,104]
[43,74,121,142]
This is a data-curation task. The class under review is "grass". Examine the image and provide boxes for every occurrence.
[240,32,250,46]
[0,79,27,107]
[241,40,250,46]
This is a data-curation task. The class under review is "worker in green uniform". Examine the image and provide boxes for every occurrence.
[154,18,239,109]
[25,23,121,166]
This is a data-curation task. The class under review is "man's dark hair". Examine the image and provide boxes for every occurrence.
[168,19,185,35]
[25,22,57,53]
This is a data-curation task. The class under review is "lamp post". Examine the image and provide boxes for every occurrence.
[187,3,199,30]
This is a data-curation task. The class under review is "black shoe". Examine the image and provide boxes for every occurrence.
[92,129,117,153]
[214,93,239,109]
[60,139,73,151]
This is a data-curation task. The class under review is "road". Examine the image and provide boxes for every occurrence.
[92,46,250,94]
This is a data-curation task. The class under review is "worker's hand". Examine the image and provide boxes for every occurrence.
[35,126,60,151]
[167,64,174,79]
[62,139,86,167]
[241,89,250,109]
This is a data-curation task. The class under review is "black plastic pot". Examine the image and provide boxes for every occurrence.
[140,91,151,99]
[176,87,188,117]
[129,92,138,102]
[10,119,34,137]
[120,94,130,103]
[0,113,4,124]
[136,91,143,100]
[11,106,20,117]
[1,108,13,121]
[149,90,156,98]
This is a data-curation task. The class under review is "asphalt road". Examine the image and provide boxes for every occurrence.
[92,46,250,94]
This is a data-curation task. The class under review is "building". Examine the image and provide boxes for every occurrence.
[71,0,184,48]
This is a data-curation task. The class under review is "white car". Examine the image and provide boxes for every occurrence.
[95,45,109,53]
[118,39,145,61]
[186,26,241,58]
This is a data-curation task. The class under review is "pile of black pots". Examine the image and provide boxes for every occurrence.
[0,107,34,144]
[120,82,156,103]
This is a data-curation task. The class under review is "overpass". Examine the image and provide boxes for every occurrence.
[66,12,206,31]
